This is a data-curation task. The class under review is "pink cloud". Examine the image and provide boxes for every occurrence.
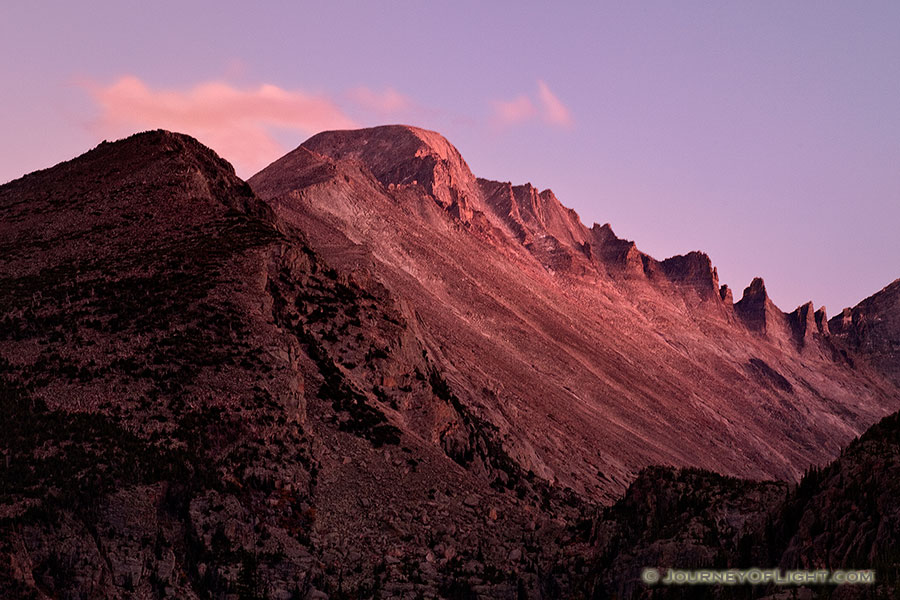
[491,81,574,129]
[82,76,357,176]
[348,86,413,114]
[537,80,573,128]
[492,95,538,125]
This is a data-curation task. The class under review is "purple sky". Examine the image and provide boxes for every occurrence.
[3,2,898,313]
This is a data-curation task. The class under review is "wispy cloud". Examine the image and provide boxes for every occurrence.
[492,95,538,125]
[81,75,574,176]
[536,80,573,128]
[491,80,574,129]
[347,86,413,115]
[82,76,357,176]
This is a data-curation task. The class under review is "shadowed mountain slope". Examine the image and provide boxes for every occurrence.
[588,408,900,599]
[829,278,900,387]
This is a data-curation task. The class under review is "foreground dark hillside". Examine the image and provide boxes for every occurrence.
[0,131,320,597]
[588,410,900,599]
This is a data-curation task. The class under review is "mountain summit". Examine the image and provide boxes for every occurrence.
[296,124,483,221]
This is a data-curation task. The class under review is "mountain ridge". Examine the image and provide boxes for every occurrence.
[282,125,840,324]
[250,124,900,496]
[2,127,899,598]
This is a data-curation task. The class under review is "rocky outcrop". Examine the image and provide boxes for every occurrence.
[479,175,733,302]
[300,124,483,222]
[734,278,793,345]
[735,277,769,331]
[787,301,819,350]
[479,180,590,247]
[478,178,596,274]
[829,279,900,386]
[814,306,830,336]
[588,225,725,304]
[660,251,721,300]
[831,307,854,334]
[478,178,532,243]
[720,284,734,304]
[589,222,649,278]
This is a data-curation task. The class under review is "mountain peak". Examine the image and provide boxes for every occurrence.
[478,178,589,249]
[5,128,273,223]
[744,277,768,298]
[95,129,233,169]
[787,301,819,349]
[719,284,734,304]
[734,277,787,337]
[303,124,462,164]
[300,124,481,221]
[659,251,720,298]
[814,306,830,336]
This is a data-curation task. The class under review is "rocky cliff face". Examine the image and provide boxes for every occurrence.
[301,125,484,222]
[829,278,900,387]
[2,126,899,599]
[734,278,783,334]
